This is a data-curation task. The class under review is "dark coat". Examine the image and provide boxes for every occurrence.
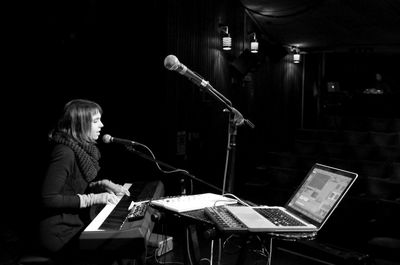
[39,143,91,253]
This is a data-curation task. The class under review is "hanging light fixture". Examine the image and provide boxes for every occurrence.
[250,33,259,53]
[220,26,232,51]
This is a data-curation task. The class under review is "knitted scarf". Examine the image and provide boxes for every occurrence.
[51,132,101,182]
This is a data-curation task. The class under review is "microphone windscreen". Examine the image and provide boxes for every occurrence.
[164,55,179,70]
[102,134,112,144]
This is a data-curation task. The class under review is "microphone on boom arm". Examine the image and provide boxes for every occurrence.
[164,54,232,105]
[163,54,255,129]
[102,134,137,146]
[163,54,205,86]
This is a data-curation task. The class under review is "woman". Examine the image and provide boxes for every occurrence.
[39,99,130,263]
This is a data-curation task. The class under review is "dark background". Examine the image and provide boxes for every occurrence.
[2,0,399,263]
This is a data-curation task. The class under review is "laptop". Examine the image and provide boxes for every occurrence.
[225,163,358,232]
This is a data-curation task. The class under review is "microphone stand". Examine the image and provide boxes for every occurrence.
[193,79,255,194]
[125,145,223,194]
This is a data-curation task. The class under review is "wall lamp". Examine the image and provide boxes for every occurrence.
[291,46,301,63]
[220,25,232,51]
[249,33,259,53]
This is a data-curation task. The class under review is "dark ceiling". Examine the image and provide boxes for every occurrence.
[241,0,400,53]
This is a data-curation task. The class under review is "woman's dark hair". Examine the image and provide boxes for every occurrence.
[52,99,103,143]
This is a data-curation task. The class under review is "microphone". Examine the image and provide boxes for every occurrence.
[164,55,209,88]
[164,54,232,106]
[102,134,136,146]
[164,56,255,130]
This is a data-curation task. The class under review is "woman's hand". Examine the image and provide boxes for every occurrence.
[78,192,119,208]
[103,180,130,196]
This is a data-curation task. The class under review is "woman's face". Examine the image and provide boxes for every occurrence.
[89,111,104,141]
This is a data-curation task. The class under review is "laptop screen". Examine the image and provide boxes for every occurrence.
[286,163,358,227]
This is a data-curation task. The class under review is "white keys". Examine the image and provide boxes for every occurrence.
[84,183,132,232]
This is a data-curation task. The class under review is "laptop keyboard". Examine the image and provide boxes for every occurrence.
[254,208,306,226]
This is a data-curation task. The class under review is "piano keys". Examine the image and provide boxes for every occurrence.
[79,180,165,259]
[83,183,133,232]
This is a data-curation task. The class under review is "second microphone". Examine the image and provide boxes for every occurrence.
[102,134,137,146]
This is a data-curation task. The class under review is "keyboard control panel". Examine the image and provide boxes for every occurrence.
[127,201,149,221]
[204,206,248,233]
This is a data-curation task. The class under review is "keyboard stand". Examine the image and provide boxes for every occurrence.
[201,204,317,265]
[208,231,316,265]
[172,209,250,265]
[185,224,202,265]
[151,205,216,265]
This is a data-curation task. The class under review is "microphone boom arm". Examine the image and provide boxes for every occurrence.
[199,79,232,106]
[125,146,223,194]
[200,80,255,128]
